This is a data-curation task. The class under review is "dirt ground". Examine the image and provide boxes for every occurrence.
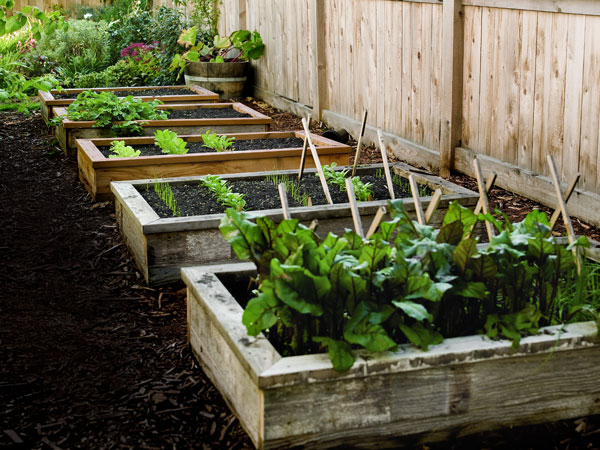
[0,99,599,450]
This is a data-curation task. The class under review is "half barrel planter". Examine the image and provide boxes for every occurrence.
[53,102,272,155]
[184,61,248,99]
[110,163,479,286]
[38,85,219,124]
[182,262,600,449]
[76,131,351,201]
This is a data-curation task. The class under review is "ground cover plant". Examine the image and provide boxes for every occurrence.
[154,129,189,155]
[200,130,235,151]
[218,201,600,372]
[108,140,140,158]
[50,90,168,135]
[323,162,373,201]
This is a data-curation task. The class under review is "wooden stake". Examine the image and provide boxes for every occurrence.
[376,129,395,199]
[473,158,495,240]
[408,174,425,225]
[309,219,318,231]
[298,114,311,180]
[366,206,387,238]
[345,178,364,237]
[351,110,368,176]
[473,172,497,216]
[547,155,581,273]
[424,189,443,225]
[549,173,580,230]
[302,117,333,204]
[278,183,291,220]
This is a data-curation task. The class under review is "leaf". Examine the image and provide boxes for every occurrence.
[313,337,355,372]
[343,303,396,352]
[5,13,26,33]
[454,281,487,299]
[177,27,197,47]
[219,209,265,262]
[468,254,497,279]
[230,29,251,47]
[272,261,327,316]
[443,201,477,235]
[213,35,231,49]
[392,300,432,322]
[436,220,463,245]
[453,238,478,273]
[242,288,279,336]
[398,322,443,350]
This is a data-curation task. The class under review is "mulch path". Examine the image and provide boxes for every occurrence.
[1,98,599,450]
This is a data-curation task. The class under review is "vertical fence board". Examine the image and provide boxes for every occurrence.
[461,6,481,151]
[532,12,552,175]
[517,10,537,171]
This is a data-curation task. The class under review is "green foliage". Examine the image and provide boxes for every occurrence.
[322,162,373,201]
[108,140,140,158]
[154,178,180,217]
[69,57,162,88]
[200,174,245,211]
[0,67,59,113]
[219,201,599,372]
[264,173,310,207]
[200,130,235,152]
[154,129,188,155]
[50,90,168,136]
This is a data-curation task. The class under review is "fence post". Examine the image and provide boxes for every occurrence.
[439,0,464,178]
[310,0,325,121]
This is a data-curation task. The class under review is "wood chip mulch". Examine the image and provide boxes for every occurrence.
[0,99,598,450]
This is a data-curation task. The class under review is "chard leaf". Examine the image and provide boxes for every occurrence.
[313,337,355,372]
[393,300,432,322]
[398,322,443,350]
[343,303,396,352]
[443,202,477,236]
[242,287,279,336]
[436,220,463,245]
[454,281,487,299]
[272,261,328,316]
[453,238,478,274]
[468,254,497,279]
[219,209,265,262]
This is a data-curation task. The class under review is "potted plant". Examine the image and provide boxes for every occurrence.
[170,27,265,99]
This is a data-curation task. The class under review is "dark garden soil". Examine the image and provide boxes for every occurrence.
[140,173,416,218]
[54,88,202,100]
[1,99,599,450]
[99,137,306,158]
[164,107,250,120]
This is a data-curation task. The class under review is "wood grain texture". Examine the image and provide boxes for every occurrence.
[184,266,600,449]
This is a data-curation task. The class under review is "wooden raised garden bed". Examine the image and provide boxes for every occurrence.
[76,131,351,201]
[54,102,272,154]
[181,262,600,449]
[38,85,219,124]
[110,163,479,286]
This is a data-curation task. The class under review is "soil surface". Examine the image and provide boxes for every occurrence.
[165,107,250,120]
[99,137,307,158]
[54,88,201,100]
[1,98,599,450]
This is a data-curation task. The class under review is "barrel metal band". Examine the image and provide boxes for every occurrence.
[184,75,247,82]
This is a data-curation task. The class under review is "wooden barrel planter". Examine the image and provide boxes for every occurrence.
[38,85,219,125]
[110,163,479,286]
[182,261,600,449]
[53,102,272,155]
[75,131,351,201]
[184,61,248,99]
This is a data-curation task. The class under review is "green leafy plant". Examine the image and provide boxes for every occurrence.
[322,162,373,201]
[108,140,140,158]
[170,27,265,76]
[219,200,599,372]
[50,91,169,136]
[154,178,180,217]
[200,174,245,211]
[154,129,188,155]
[265,173,310,207]
[200,130,235,152]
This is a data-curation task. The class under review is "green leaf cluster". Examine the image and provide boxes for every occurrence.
[219,200,599,372]
[50,91,169,136]
[322,162,373,201]
[108,140,140,158]
[200,174,246,211]
[200,130,235,152]
[154,129,189,155]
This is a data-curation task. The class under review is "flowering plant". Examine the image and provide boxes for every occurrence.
[16,33,36,54]
[120,41,161,63]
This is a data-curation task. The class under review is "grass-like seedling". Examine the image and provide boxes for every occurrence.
[375,168,430,197]
[153,178,180,217]
[154,129,189,155]
[200,175,246,211]
[265,173,311,207]
[322,162,373,201]
[200,130,236,152]
[108,140,141,158]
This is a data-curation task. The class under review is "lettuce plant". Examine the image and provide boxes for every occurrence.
[322,162,373,201]
[154,129,188,155]
[200,130,235,152]
[200,174,245,211]
[108,140,140,158]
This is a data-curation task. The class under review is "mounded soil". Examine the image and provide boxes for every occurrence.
[54,88,201,100]
[164,107,251,120]
[1,97,599,450]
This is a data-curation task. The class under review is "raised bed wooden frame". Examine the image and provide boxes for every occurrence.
[53,102,272,154]
[38,85,219,124]
[182,261,600,449]
[110,163,479,286]
[76,131,350,201]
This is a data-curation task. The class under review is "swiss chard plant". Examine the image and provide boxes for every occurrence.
[108,140,140,158]
[49,90,169,136]
[154,129,189,155]
[200,174,246,211]
[200,130,235,152]
[219,200,599,373]
[322,162,373,201]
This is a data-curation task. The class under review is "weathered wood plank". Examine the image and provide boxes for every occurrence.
[462,0,600,16]
[517,10,537,171]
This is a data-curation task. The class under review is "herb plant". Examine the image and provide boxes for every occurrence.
[108,140,140,158]
[154,178,180,217]
[200,130,235,152]
[219,200,598,373]
[50,91,169,136]
[154,129,189,155]
[200,175,246,211]
[322,162,373,201]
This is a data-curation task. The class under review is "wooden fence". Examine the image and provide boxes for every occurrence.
[218,0,600,226]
